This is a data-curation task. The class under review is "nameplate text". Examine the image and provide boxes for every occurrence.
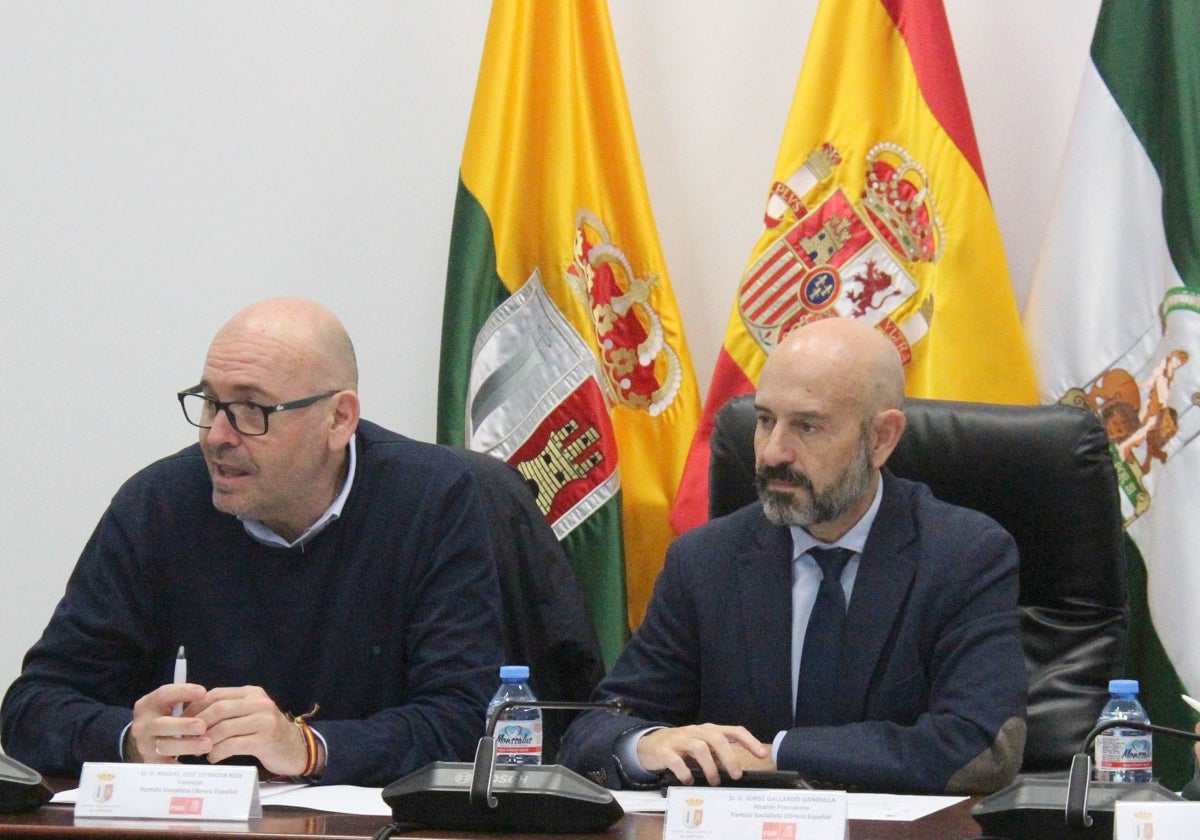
[75,762,261,821]
[664,786,847,840]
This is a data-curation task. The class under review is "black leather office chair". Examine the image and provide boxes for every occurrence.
[707,393,1128,773]
[449,448,607,763]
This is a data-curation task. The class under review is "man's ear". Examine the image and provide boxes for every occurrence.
[328,390,361,450]
[870,408,906,468]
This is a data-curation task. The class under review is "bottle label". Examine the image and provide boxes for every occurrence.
[1094,733,1152,771]
[494,721,543,756]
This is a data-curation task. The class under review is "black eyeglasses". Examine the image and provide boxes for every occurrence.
[177,385,340,436]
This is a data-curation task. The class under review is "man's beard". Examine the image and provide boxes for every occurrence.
[755,433,873,527]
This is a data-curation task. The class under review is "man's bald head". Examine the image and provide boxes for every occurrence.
[764,317,905,420]
[212,298,358,394]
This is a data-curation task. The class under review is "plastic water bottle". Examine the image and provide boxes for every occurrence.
[1093,678,1153,783]
[487,665,542,765]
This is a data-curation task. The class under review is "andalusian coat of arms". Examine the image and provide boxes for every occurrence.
[1059,287,1200,524]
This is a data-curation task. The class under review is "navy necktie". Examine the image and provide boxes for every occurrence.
[795,546,853,727]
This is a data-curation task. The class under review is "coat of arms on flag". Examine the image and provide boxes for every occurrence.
[565,210,683,418]
[466,269,619,539]
[739,142,939,362]
[1055,288,1200,525]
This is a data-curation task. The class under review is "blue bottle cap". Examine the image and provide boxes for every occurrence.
[499,665,530,680]
[1109,678,1140,695]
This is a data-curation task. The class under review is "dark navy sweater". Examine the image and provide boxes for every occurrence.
[1,420,503,786]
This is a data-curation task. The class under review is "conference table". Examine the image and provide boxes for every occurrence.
[0,781,986,840]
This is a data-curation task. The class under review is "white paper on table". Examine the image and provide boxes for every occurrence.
[847,793,967,821]
[257,783,391,816]
[613,789,669,812]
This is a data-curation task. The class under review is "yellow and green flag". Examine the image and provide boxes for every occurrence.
[672,0,1038,530]
[437,0,700,665]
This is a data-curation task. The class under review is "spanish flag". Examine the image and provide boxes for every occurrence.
[672,0,1038,531]
[437,0,701,662]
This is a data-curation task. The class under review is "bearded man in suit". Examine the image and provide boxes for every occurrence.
[559,316,1027,794]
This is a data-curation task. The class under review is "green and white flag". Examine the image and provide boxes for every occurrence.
[1024,0,1200,786]
[436,1,701,666]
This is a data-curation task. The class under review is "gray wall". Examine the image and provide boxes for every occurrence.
[0,1,1099,701]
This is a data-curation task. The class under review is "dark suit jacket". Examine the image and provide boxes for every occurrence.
[558,472,1027,794]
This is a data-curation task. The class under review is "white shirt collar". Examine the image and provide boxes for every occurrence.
[240,433,358,550]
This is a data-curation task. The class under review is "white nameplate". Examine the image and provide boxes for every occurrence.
[75,762,261,820]
[1115,800,1200,838]
[664,786,848,840]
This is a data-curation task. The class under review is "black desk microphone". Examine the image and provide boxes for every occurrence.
[0,754,52,814]
[973,719,1200,839]
[380,697,629,834]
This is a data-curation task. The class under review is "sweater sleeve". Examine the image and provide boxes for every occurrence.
[1,496,166,775]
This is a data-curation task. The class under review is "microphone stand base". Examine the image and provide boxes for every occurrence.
[972,776,1182,840]
[382,761,624,832]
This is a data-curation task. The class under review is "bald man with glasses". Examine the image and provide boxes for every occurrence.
[2,298,503,786]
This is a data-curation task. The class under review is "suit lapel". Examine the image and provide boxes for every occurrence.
[737,517,795,731]
[839,473,918,722]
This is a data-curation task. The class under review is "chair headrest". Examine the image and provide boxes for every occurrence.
[709,394,1126,610]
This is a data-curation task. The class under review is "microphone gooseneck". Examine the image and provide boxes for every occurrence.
[1078,719,1200,754]
[1063,719,1200,829]
[471,697,630,812]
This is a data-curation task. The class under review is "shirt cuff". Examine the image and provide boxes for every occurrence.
[614,726,665,784]
[309,727,329,780]
[119,722,133,761]
[772,730,786,765]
